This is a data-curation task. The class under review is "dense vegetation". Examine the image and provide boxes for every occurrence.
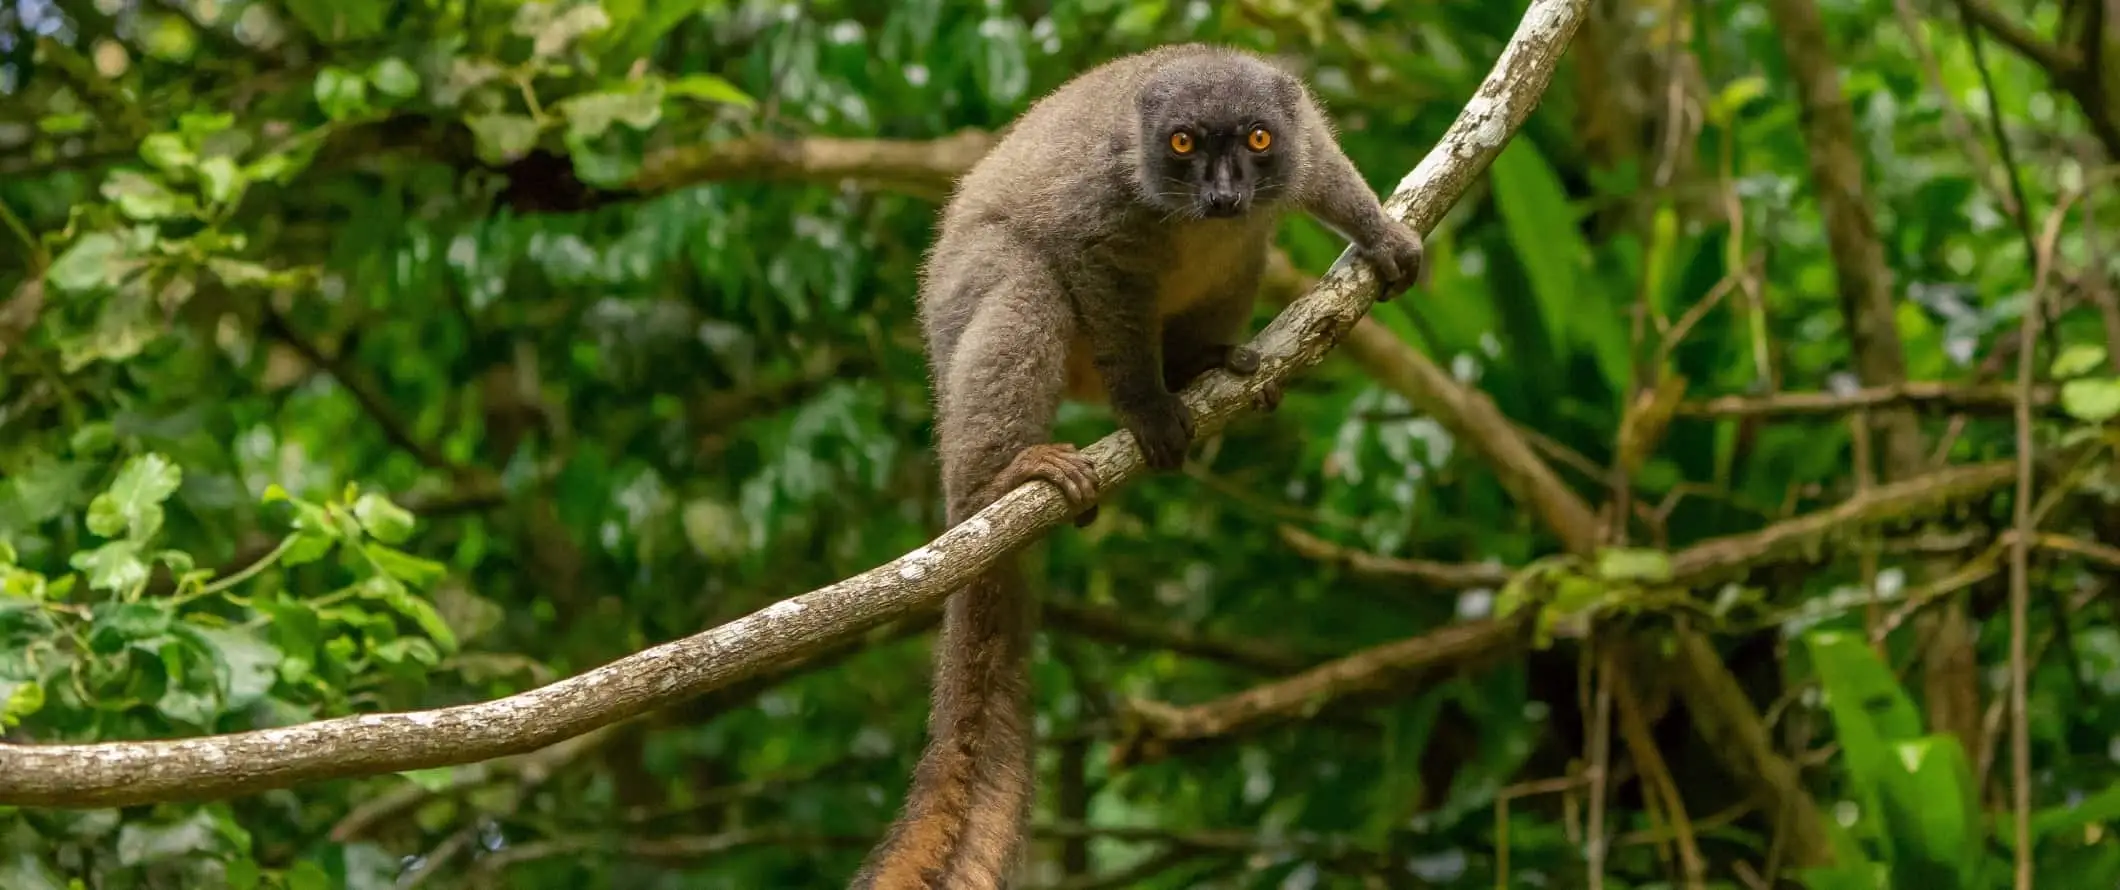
[2,0,2118,887]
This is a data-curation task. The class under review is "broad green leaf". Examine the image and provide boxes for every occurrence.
[286,861,331,890]
[1489,138,1630,394]
[364,544,445,588]
[2059,378,2120,423]
[115,810,224,865]
[1804,630,1926,865]
[101,171,185,220]
[314,67,370,121]
[197,156,245,205]
[46,233,131,293]
[351,493,416,544]
[2052,344,2110,379]
[367,58,420,99]
[267,600,322,682]
[280,530,337,567]
[664,74,755,107]
[466,114,542,165]
[381,587,458,654]
[88,601,174,651]
[188,627,282,710]
[86,453,183,540]
[557,83,664,140]
[0,679,45,726]
[71,541,149,594]
[516,2,612,57]
[2026,782,2120,842]
[1873,736,1980,888]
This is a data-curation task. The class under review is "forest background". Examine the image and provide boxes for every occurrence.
[2,0,2119,887]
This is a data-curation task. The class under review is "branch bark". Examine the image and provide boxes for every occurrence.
[1110,615,1531,766]
[0,0,1592,808]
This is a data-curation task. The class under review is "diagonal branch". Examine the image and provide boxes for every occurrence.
[0,0,1591,809]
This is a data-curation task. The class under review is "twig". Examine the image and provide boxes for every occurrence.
[1110,616,1529,765]
[2006,161,2077,890]
[1275,526,1512,590]
[1675,381,2050,417]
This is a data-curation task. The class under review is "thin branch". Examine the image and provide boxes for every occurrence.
[1110,616,1530,765]
[1675,381,2055,417]
[2007,166,2078,890]
[1953,0,2078,77]
[629,129,997,199]
[0,0,1593,808]
[1275,525,1512,590]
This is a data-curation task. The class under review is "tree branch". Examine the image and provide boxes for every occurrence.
[1276,525,1513,590]
[0,0,1591,808]
[1110,616,1529,766]
[1674,381,2055,418]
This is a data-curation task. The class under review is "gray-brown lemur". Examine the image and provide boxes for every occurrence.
[851,43,1424,889]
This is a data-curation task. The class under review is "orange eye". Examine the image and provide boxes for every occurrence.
[1169,131,1194,154]
[1247,127,1272,151]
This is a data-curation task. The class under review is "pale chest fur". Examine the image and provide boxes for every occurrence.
[1061,218,1274,402]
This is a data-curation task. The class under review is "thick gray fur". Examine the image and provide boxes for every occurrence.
[852,43,1423,890]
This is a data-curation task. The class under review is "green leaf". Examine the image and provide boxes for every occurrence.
[557,83,664,140]
[365,544,445,588]
[1490,138,1631,396]
[314,66,371,121]
[1595,548,1672,583]
[189,626,282,710]
[87,601,174,652]
[466,113,542,165]
[2052,344,2109,379]
[516,2,612,57]
[367,58,420,99]
[0,679,45,726]
[285,861,331,890]
[2059,378,2120,423]
[115,810,225,865]
[664,74,755,107]
[46,233,131,293]
[351,493,416,544]
[1873,736,1981,887]
[381,587,458,654]
[70,541,149,593]
[267,600,322,682]
[2026,783,2120,841]
[101,171,185,220]
[1804,630,1926,865]
[197,156,245,205]
[279,530,337,567]
[86,453,183,540]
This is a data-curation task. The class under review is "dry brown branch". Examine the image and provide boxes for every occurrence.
[1664,461,2015,587]
[1675,382,2055,418]
[1275,525,1513,590]
[1109,616,1531,766]
[0,0,1591,808]
[630,129,997,199]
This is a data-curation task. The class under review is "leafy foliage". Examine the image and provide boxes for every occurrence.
[2,0,2118,887]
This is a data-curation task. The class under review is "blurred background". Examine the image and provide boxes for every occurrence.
[2,0,2118,887]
